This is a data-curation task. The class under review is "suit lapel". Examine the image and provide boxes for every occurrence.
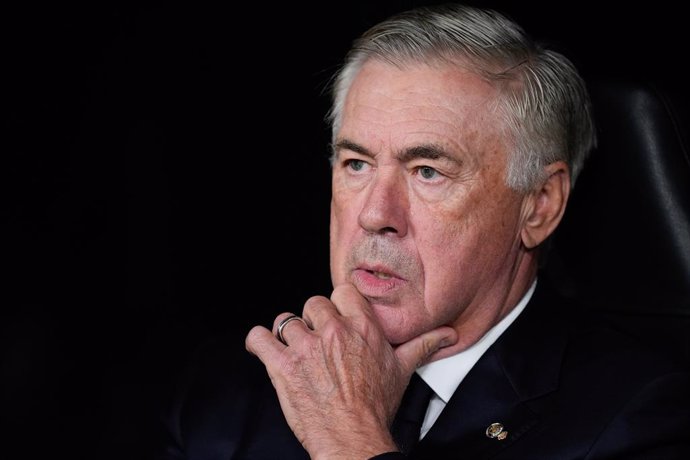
[413,280,571,459]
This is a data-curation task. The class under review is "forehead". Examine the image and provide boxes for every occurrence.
[340,60,506,155]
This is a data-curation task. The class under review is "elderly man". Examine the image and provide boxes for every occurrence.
[157,4,690,459]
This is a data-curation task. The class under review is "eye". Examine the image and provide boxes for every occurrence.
[418,166,439,180]
[345,159,367,172]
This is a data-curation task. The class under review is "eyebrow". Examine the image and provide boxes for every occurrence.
[333,139,460,165]
[333,139,372,158]
[398,144,454,163]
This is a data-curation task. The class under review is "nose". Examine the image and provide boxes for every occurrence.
[357,169,409,236]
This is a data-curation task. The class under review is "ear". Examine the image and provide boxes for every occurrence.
[521,161,571,249]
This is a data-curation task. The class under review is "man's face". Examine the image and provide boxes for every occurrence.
[329,60,530,346]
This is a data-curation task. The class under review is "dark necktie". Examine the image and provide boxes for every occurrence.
[391,373,435,454]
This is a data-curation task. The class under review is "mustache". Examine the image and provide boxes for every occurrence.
[348,237,419,278]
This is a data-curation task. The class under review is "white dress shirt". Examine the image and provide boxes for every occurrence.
[415,279,537,438]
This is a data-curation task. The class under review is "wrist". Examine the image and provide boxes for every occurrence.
[309,435,398,460]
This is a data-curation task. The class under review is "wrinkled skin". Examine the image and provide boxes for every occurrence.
[245,59,568,459]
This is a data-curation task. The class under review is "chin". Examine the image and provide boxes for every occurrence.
[372,304,421,346]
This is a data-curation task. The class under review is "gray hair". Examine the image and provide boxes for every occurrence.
[326,4,596,191]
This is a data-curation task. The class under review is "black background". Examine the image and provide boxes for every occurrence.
[3,1,686,458]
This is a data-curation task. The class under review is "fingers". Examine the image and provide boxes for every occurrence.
[245,324,281,362]
[246,285,378,368]
[302,295,337,327]
[273,312,311,346]
[329,283,373,318]
[394,325,458,375]
[262,285,369,339]
[328,284,458,375]
[250,283,458,381]
[246,293,341,361]
[302,284,459,376]
[245,312,311,360]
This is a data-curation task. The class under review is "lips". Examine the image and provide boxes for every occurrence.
[366,270,393,279]
[346,237,418,298]
[359,263,403,279]
[351,263,406,297]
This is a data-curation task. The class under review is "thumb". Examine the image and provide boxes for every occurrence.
[394,326,458,375]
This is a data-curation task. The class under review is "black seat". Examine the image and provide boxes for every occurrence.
[543,75,690,364]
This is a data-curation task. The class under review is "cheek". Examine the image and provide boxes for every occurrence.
[329,195,358,284]
[329,203,342,277]
[413,191,519,287]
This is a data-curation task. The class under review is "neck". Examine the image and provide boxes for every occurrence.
[434,250,538,360]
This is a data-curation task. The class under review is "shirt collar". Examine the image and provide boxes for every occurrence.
[416,279,537,403]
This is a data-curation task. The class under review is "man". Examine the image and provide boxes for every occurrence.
[157,4,690,459]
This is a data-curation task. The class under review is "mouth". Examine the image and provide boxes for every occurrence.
[358,263,404,280]
[364,269,395,280]
[351,264,406,297]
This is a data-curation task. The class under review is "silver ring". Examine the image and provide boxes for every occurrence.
[276,314,307,345]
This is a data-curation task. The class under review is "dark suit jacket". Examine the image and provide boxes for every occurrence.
[155,280,690,459]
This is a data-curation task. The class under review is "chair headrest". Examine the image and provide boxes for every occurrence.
[545,77,690,314]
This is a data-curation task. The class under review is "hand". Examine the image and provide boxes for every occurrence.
[245,283,457,460]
